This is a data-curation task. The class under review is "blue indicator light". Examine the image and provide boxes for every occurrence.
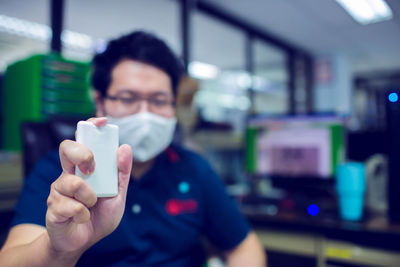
[389,92,398,103]
[307,204,319,216]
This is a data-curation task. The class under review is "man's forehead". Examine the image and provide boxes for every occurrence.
[109,59,173,95]
[112,59,168,78]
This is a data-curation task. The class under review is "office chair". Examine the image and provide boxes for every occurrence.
[21,117,85,178]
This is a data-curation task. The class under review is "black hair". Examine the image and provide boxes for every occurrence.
[91,31,184,97]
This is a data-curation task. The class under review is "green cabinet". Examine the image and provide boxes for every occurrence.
[2,53,94,151]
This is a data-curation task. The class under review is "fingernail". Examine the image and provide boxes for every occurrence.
[87,161,95,174]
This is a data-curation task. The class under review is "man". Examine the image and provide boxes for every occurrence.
[0,31,266,266]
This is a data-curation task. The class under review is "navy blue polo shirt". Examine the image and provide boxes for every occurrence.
[11,145,250,266]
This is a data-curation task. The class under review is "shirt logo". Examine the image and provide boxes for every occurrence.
[165,199,198,216]
[178,181,190,193]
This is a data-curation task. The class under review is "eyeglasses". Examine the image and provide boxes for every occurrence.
[104,92,175,114]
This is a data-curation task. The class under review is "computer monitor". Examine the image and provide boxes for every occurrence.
[245,115,346,180]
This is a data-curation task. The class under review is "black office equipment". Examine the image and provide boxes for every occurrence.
[386,91,400,222]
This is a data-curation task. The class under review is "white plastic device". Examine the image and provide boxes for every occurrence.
[75,121,119,197]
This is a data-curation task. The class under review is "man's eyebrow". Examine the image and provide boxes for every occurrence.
[109,89,136,96]
[151,92,170,97]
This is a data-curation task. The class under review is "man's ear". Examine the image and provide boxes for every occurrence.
[93,90,105,117]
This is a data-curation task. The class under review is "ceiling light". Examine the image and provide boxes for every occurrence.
[62,30,94,50]
[188,61,220,79]
[0,14,97,50]
[335,0,393,25]
[0,15,50,40]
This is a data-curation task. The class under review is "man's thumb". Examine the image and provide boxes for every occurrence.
[117,144,133,196]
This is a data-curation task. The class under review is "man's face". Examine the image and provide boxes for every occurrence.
[96,59,175,118]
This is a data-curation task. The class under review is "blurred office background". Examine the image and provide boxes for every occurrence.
[1,0,400,266]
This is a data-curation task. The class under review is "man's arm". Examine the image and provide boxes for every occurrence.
[0,224,83,266]
[0,117,133,267]
[225,231,266,267]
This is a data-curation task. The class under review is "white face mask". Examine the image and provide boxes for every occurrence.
[107,112,177,162]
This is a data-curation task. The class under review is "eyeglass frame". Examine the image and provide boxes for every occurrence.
[103,91,176,115]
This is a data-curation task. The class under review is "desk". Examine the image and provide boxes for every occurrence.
[0,153,23,212]
[244,208,400,267]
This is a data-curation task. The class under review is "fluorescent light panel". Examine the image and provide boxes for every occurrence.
[0,14,96,50]
[335,0,393,25]
[188,61,220,79]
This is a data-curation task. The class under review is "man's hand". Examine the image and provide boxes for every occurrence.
[46,117,132,253]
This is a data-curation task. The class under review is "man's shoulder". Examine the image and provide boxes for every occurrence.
[27,149,61,182]
[35,150,60,168]
[43,149,60,162]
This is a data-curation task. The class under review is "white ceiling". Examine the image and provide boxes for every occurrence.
[0,0,182,69]
[205,0,400,74]
[0,0,399,74]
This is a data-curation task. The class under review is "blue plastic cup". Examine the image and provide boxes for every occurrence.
[336,162,366,221]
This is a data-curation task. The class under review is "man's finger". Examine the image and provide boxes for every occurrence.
[53,173,97,208]
[59,140,95,175]
[117,144,133,198]
[47,190,91,224]
[87,117,108,127]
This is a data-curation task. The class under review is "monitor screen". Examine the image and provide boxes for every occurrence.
[245,115,345,179]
